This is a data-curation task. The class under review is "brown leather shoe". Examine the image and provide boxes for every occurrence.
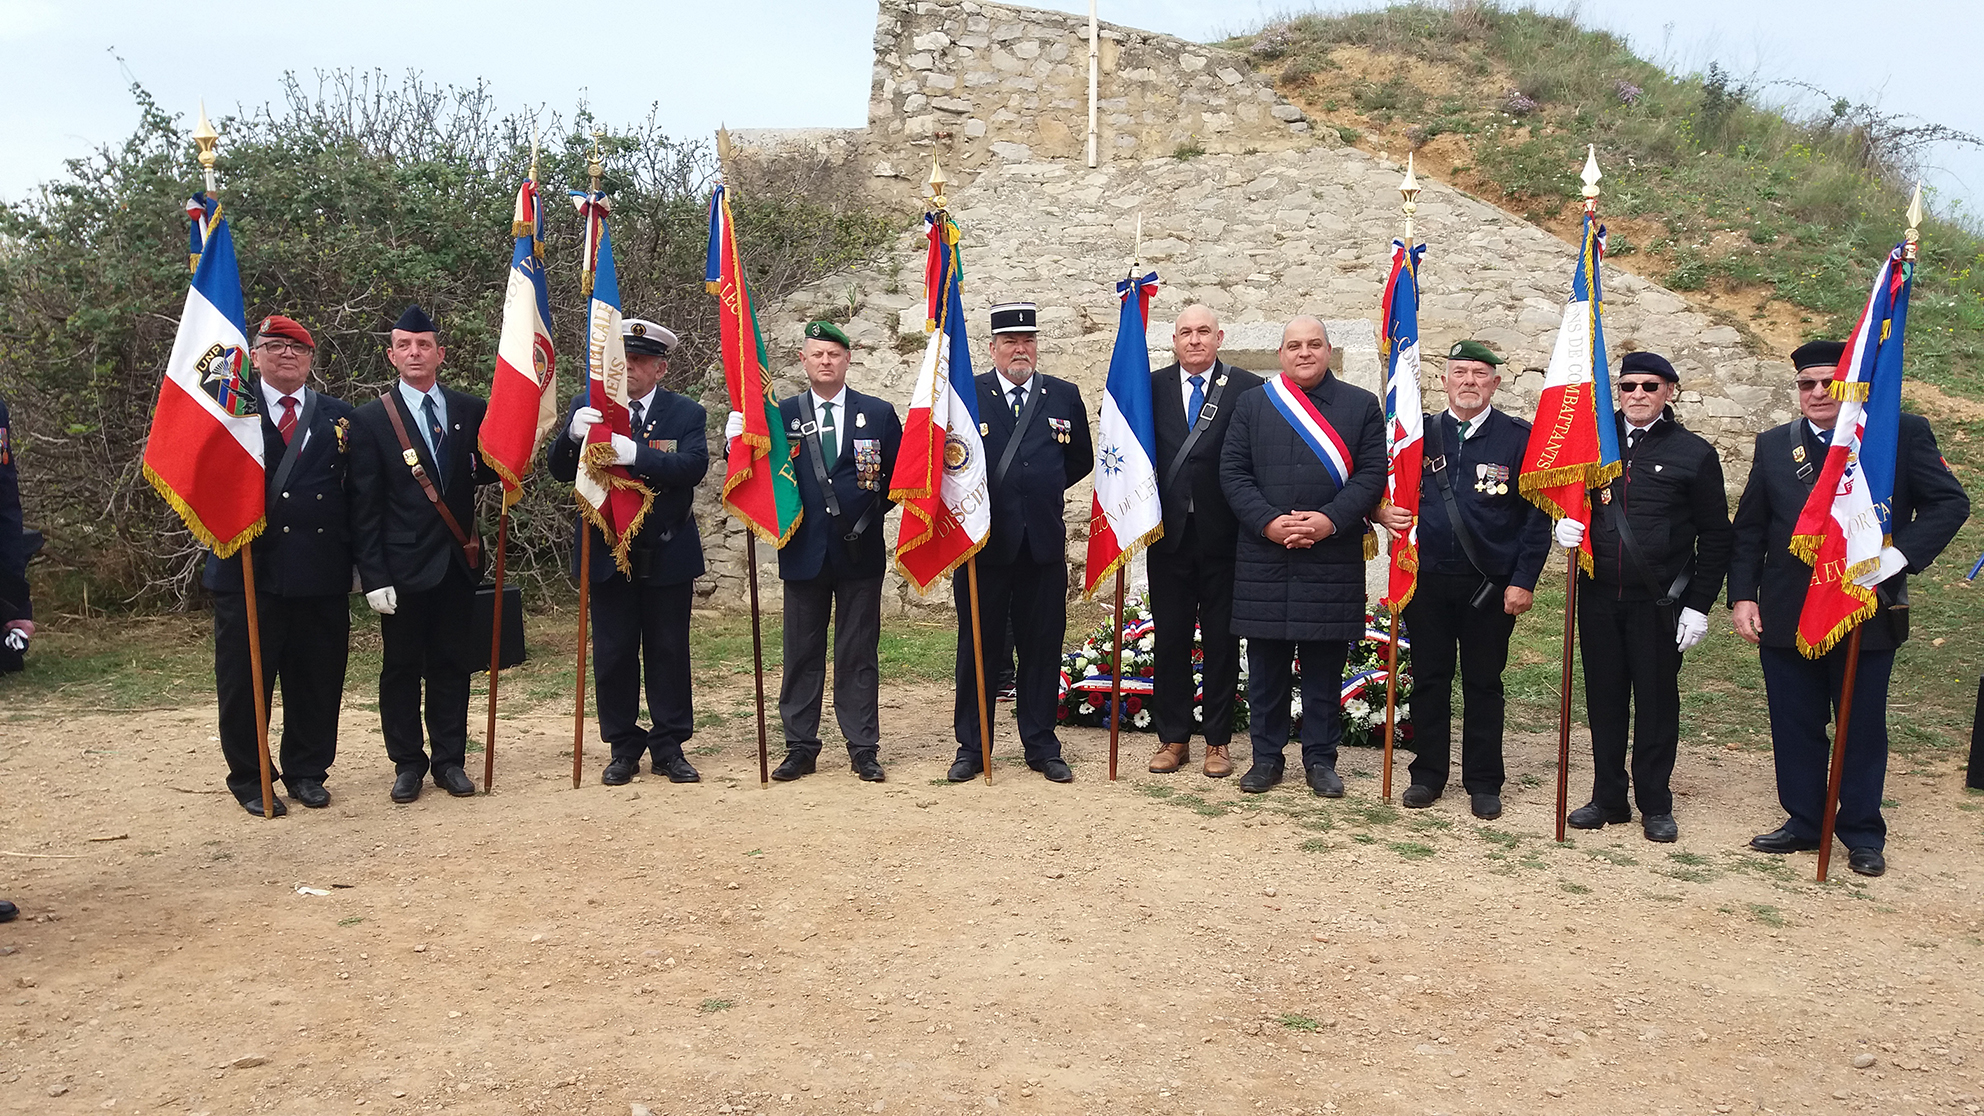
[1203,745,1234,778]
[1148,741,1189,773]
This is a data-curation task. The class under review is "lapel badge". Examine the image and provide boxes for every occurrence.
[855,411,867,428]
[980,422,990,436]
[1791,445,1806,463]
[1215,374,1227,386]
[1600,488,1613,505]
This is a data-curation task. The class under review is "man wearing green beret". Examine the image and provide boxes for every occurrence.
[729,321,902,782]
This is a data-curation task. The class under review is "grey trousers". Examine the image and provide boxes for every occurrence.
[779,573,884,756]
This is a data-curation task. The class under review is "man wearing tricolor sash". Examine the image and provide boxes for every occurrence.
[1221,317,1386,796]
[1729,341,1968,876]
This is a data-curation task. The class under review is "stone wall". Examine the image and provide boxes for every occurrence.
[692,0,1795,613]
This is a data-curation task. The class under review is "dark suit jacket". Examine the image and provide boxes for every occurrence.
[1414,407,1551,591]
[975,371,1094,566]
[202,387,357,597]
[1149,360,1264,558]
[348,383,497,595]
[0,396,29,623]
[776,387,902,582]
[1221,372,1387,641]
[1728,413,1969,651]
[546,389,709,586]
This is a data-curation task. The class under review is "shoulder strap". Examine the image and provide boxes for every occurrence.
[268,389,315,498]
[1426,416,1493,578]
[797,395,844,520]
[1162,365,1230,496]
[379,392,480,567]
[992,379,1045,491]
[1606,473,1688,605]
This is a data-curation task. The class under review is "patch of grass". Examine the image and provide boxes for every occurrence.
[1351,832,1377,845]
[338,916,365,927]
[1664,867,1719,884]
[1173,139,1206,161]
[1389,841,1437,861]
[1299,838,1331,853]
[1478,827,1523,849]
[1173,793,1227,818]
[1278,1013,1322,1032]
[1668,851,1712,867]
[1747,903,1788,928]
[1343,801,1401,827]
[1409,816,1452,831]
[1585,848,1638,867]
[1560,880,1592,895]
[1138,784,1177,799]
[699,998,734,1014]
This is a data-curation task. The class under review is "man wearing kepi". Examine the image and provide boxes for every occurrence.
[551,318,709,786]
[1145,305,1262,778]
[203,314,355,816]
[1730,340,1969,876]
[949,301,1093,784]
[1222,316,1386,796]
[1555,350,1732,842]
[349,306,498,803]
[1374,340,1549,820]
[764,321,901,783]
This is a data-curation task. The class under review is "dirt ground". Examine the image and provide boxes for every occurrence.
[3,676,1982,1116]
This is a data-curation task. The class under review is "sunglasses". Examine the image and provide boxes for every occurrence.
[1796,379,1832,394]
[1616,380,1667,394]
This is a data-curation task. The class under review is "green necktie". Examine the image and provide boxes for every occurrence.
[820,401,837,470]
[1456,417,1471,440]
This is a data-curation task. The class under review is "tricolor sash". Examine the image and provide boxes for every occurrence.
[1264,374,1355,487]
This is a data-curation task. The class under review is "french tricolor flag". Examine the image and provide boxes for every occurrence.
[1083,271,1163,596]
[1380,239,1425,611]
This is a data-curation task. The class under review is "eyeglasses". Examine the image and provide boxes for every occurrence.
[1616,380,1666,394]
[1796,379,1832,394]
[256,340,312,356]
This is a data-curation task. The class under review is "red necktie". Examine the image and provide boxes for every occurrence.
[277,396,298,444]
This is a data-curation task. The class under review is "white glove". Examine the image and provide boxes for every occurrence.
[610,433,638,466]
[1554,518,1585,549]
[1675,606,1709,652]
[3,629,26,652]
[365,586,398,615]
[567,406,603,442]
[725,410,745,441]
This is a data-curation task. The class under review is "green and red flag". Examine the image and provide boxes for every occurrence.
[706,182,801,545]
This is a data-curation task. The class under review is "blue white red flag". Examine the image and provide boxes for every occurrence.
[480,177,557,509]
[889,211,988,592]
[570,189,652,574]
[1789,242,1913,656]
[1083,270,1163,597]
[1380,239,1425,611]
[143,201,264,556]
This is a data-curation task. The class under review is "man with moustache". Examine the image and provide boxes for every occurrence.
[1144,304,1262,778]
[1221,316,1386,796]
[948,302,1093,784]
[348,306,499,803]
[1374,341,1550,820]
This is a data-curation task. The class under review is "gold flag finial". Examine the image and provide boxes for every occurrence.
[193,101,219,194]
[528,124,540,185]
[1580,144,1602,213]
[1399,153,1422,244]
[716,125,733,178]
[586,129,605,188]
[1904,181,1924,261]
[928,156,949,210]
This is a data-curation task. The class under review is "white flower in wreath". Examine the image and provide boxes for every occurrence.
[1290,695,1304,719]
[1345,698,1371,721]
[1138,634,1155,651]
[1077,700,1094,715]
[1132,709,1152,729]
[1396,703,1409,720]
[1192,706,1204,722]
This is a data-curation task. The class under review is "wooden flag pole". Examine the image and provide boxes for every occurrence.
[238,540,276,819]
[1107,567,1126,781]
[482,510,509,792]
[1381,617,1400,800]
[1555,548,1578,842]
[747,534,771,787]
[1816,627,1866,882]
[571,527,592,789]
[967,556,994,784]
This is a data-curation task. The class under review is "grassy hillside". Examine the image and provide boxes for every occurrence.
[1227,3,1983,399]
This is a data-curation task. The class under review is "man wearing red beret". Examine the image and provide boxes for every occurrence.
[201,314,357,815]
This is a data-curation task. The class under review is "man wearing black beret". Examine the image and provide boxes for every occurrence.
[1554,350,1732,842]
[1728,340,1969,876]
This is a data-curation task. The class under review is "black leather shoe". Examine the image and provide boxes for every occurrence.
[390,770,422,803]
[1566,801,1631,829]
[0,899,15,923]
[288,779,331,809]
[1238,761,1284,794]
[434,766,476,797]
[1642,813,1678,843]
[946,757,982,782]
[1305,764,1344,798]
[1749,825,1820,853]
[1040,758,1073,783]
[852,753,886,782]
[1401,784,1440,808]
[771,752,816,782]
[657,755,700,783]
[602,758,639,786]
[1470,793,1503,820]
[239,794,288,817]
[1848,846,1886,877]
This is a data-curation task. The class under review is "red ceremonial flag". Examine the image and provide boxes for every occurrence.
[480,177,557,509]
[570,188,653,573]
[142,199,264,556]
[706,184,802,544]
[1380,238,1425,611]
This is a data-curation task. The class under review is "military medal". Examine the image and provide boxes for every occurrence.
[1048,417,1071,444]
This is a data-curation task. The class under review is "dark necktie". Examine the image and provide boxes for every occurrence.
[819,401,837,470]
[423,394,447,484]
[1817,427,1833,447]
[276,396,298,445]
[1187,375,1206,425]
[631,399,646,435]
[1626,429,1641,455]
[1009,385,1024,417]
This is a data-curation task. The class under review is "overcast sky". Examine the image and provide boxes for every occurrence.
[1,0,1977,219]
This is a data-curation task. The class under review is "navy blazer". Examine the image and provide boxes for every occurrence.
[776,387,902,582]
[975,371,1094,566]
[546,389,709,586]
[203,387,357,597]
[1149,360,1265,559]
[0,396,29,623]
[1728,413,1969,651]
[348,384,498,595]
[1413,407,1551,591]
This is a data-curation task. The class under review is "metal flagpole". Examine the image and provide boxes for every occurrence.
[1381,155,1420,803]
[194,107,276,820]
[1555,149,1605,843]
